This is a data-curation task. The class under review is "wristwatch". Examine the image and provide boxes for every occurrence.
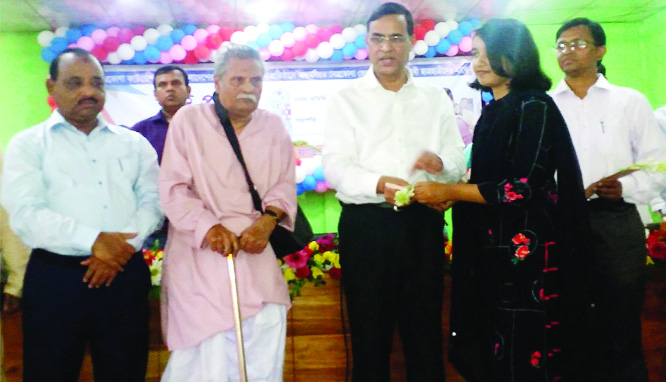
[263,210,280,220]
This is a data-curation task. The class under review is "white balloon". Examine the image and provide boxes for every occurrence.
[295,166,306,183]
[424,30,440,46]
[107,52,121,64]
[268,40,284,56]
[341,27,357,43]
[310,155,322,167]
[157,24,173,35]
[329,33,345,50]
[316,41,333,59]
[244,25,259,42]
[37,30,55,47]
[293,26,307,41]
[353,24,367,35]
[55,26,68,37]
[413,40,428,56]
[434,22,450,38]
[409,51,416,61]
[256,23,270,34]
[304,49,319,63]
[259,47,271,61]
[143,28,160,45]
[280,32,295,48]
[230,31,248,45]
[446,20,459,31]
[117,43,135,61]
[130,35,147,51]
[300,158,317,175]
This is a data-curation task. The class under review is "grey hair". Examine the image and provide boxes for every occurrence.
[213,44,265,78]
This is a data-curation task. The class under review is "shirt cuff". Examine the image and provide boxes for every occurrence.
[72,225,102,255]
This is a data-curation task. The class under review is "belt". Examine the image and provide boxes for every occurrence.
[31,249,88,268]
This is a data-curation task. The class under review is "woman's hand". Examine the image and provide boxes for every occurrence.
[413,182,451,205]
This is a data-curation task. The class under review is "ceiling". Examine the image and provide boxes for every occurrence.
[1,0,665,33]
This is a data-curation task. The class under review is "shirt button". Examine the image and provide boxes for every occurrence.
[92,159,97,163]
[104,206,108,209]
[98,181,102,185]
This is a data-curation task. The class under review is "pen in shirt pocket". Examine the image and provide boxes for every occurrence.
[600,121,605,134]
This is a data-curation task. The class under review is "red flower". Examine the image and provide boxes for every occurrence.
[329,267,342,280]
[512,233,530,245]
[530,358,539,366]
[649,241,666,261]
[515,245,530,259]
[301,247,314,256]
[295,266,311,278]
[530,351,541,367]
[284,251,310,269]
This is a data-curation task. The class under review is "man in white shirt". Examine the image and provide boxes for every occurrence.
[322,3,465,381]
[1,48,162,382]
[550,18,666,382]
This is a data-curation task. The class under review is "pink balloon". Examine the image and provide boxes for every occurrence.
[169,44,186,61]
[193,28,209,43]
[445,44,459,57]
[354,48,368,60]
[77,36,95,51]
[159,51,173,64]
[133,26,146,36]
[207,25,221,35]
[268,40,284,57]
[118,28,134,44]
[305,24,318,34]
[91,29,107,45]
[459,36,473,53]
[315,181,328,193]
[181,35,197,51]
[259,47,271,61]
[330,25,343,34]
[106,27,120,37]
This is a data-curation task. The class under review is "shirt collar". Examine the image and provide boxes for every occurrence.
[47,110,116,134]
[359,65,415,90]
[552,73,610,96]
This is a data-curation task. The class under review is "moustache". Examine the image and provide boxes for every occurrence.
[236,94,257,103]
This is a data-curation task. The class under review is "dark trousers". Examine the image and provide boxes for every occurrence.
[339,203,446,382]
[22,249,151,382]
[588,199,649,382]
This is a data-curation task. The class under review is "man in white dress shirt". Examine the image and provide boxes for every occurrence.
[550,18,666,382]
[1,48,162,382]
[322,3,465,381]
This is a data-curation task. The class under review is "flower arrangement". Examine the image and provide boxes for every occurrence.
[279,233,341,300]
[647,222,666,264]
[142,239,164,298]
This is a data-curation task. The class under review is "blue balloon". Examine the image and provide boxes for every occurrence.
[481,91,494,102]
[256,33,271,47]
[425,46,436,58]
[435,38,451,54]
[121,59,133,65]
[65,28,82,43]
[354,34,366,49]
[302,175,317,191]
[247,41,259,51]
[296,183,305,195]
[458,21,474,36]
[342,42,358,57]
[40,47,57,62]
[281,22,295,33]
[144,45,160,62]
[81,25,97,37]
[331,49,344,61]
[447,30,464,45]
[156,35,173,51]
[133,50,147,65]
[50,37,68,53]
[268,25,283,40]
[170,29,185,44]
[313,166,325,181]
[182,24,197,36]
[469,18,482,29]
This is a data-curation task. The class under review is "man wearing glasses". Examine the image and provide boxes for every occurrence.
[322,2,464,381]
[550,18,666,382]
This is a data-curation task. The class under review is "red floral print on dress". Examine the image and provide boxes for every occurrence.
[530,351,541,368]
[511,231,534,264]
[502,178,529,203]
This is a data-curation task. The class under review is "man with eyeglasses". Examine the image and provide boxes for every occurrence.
[550,18,666,382]
[322,2,464,381]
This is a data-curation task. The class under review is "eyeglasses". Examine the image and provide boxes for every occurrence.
[554,39,591,53]
[368,34,408,45]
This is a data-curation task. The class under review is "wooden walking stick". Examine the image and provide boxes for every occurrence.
[227,253,248,382]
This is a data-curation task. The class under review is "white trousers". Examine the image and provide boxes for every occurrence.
[161,303,287,382]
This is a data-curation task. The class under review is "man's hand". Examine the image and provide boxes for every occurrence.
[412,151,443,175]
[428,200,456,212]
[239,215,276,254]
[413,182,451,205]
[3,293,20,314]
[205,224,239,255]
[595,179,623,200]
[80,256,119,288]
[377,176,409,205]
[91,232,138,271]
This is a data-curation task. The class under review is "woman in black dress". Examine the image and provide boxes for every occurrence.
[414,19,593,381]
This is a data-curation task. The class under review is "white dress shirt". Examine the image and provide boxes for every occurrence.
[323,68,466,204]
[1,111,163,256]
[550,74,666,208]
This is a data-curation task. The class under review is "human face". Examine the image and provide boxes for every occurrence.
[214,58,263,119]
[472,36,511,98]
[154,70,190,112]
[46,53,105,131]
[556,25,605,77]
[366,14,413,84]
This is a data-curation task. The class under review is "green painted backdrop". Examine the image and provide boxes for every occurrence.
[2,11,665,233]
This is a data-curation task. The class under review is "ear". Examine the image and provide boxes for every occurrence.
[595,45,607,61]
[46,78,55,95]
[153,88,158,100]
[186,85,192,96]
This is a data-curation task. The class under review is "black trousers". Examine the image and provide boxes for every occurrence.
[339,203,446,382]
[588,199,649,382]
[22,249,151,382]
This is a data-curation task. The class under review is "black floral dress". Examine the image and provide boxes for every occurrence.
[448,90,592,381]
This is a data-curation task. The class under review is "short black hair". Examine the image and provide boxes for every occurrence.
[153,65,190,88]
[49,48,99,81]
[470,19,551,93]
[367,2,414,36]
[556,18,606,47]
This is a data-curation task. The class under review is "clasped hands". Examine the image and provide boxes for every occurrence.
[83,231,138,289]
[204,214,277,257]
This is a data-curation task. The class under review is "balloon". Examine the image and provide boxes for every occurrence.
[91,46,108,61]
[268,40,284,57]
[329,34,345,50]
[47,95,57,109]
[256,33,271,48]
[246,41,259,51]
[313,166,325,181]
[482,91,494,102]
[169,44,186,61]
[180,35,197,51]
[206,33,223,49]
[268,24,283,40]
[281,48,294,61]
[295,166,306,183]
[184,50,199,65]
[40,47,57,62]
[143,28,160,45]
[435,38,451,54]
[302,175,317,191]
[107,52,121,65]
[280,32,295,48]
[55,26,68,37]
[193,28,209,43]
[342,42,358,58]
[91,29,107,45]
[159,51,173,64]
[316,42,334,60]
[413,40,428,56]
[434,22,450,38]
[296,183,305,195]
[207,25,220,35]
[353,24,367,35]
[330,25,343,34]
[171,29,185,44]
[77,36,95,51]
[156,35,174,51]
[305,24,319,34]
[425,46,436,58]
[459,21,474,36]
[421,20,436,31]
[354,48,368,60]
[257,23,270,34]
[50,37,68,52]
[315,181,328,193]
[469,18,482,29]
[131,35,147,51]
[230,31,248,45]
[118,28,134,44]
[354,34,366,49]
[447,29,464,45]
[194,45,210,60]
[157,24,174,35]
[341,27,357,43]
[106,27,120,37]
[220,26,234,41]
[65,28,82,44]
[117,43,135,61]
[81,25,97,36]
[304,49,319,63]
[446,20,459,31]
[133,50,147,64]
[330,49,343,61]
[182,24,197,36]
[259,47,271,61]
[304,34,320,49]
[37,31,55,47]
[292,27,307,41]
[103,36,120,52]
[144,45,160,62]
[414,25,427,41]
[409,51,416,61]
[244,25,259,41]
[133,26,146,36]
[424,30,440,46]
[292,41,307,56]
[316,27,332,43]
[281,22,295,32]
[459,36,473,53]
[445,44,459,57]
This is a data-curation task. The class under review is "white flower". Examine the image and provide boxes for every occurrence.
[149,258,163,286]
